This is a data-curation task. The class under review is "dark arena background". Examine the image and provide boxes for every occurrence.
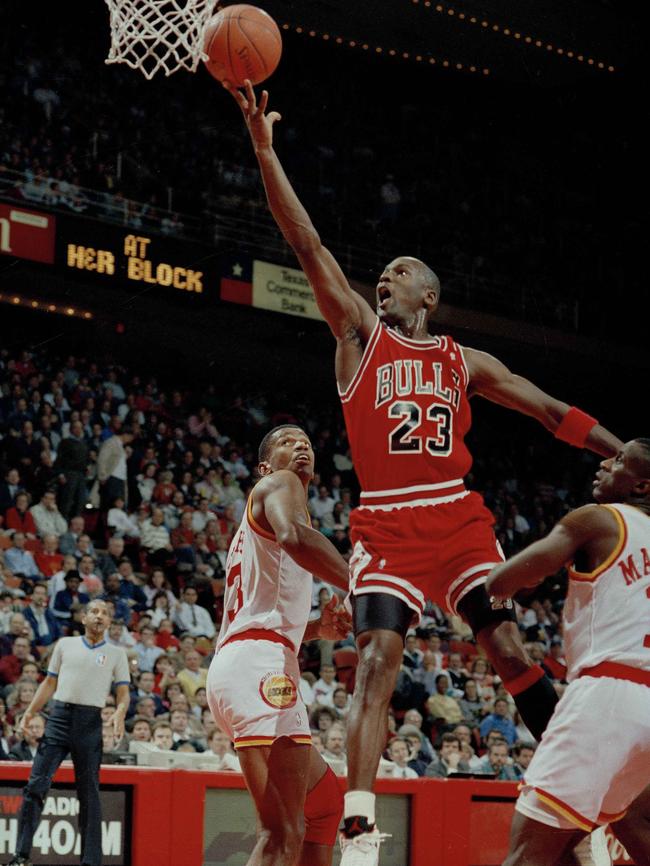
[0,1,646,865]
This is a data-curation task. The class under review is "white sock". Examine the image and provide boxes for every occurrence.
[344,791,376,825]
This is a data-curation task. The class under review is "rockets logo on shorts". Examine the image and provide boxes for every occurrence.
[259,671,298,709]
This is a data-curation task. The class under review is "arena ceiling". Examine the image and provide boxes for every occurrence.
[260,0,641,84]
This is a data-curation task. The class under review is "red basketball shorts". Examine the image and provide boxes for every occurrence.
[349,490,503,620]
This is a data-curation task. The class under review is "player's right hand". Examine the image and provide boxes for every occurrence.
[318,595,353,640]
[223,79,281,150]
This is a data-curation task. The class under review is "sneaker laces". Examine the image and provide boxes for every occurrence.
[340,829,392,851]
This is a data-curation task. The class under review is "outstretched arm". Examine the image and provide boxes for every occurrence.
[486,505,614,599]
[463,347,622,457]
[225,81,376,342]
[258,470,350,593]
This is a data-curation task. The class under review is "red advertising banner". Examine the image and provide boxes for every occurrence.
[0,204,56,264]
[0,764,636,866]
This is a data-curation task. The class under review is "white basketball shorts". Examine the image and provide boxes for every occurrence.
[206,638,312,750]
[517,674,650,831]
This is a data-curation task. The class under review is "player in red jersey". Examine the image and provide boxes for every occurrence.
[226,81,623,863]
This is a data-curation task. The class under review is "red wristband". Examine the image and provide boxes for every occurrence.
[555,407,598,449]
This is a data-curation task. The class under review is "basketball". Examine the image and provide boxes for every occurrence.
[203,4,282,87]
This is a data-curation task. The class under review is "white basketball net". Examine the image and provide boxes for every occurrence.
[104,0,219,79]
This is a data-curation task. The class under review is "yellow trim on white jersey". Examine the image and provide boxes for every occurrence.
[568,504,626,582]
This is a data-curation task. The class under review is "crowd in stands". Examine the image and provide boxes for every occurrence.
[0,341,596,778]
[1,11,634,333]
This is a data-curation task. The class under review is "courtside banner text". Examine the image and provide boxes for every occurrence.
[0,786,127,865]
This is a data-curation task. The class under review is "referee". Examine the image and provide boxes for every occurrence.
[7,599,130,866]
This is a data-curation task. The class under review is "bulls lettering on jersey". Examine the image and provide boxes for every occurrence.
[339,317,472,498]
[564,503,650,678]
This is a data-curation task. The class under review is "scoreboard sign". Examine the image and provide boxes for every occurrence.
[0,198,218,298]
[66,233,204,292]
[57,217,213,296]
[0,199,325,323]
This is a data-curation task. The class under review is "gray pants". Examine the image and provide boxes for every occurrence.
[15,701,103,866]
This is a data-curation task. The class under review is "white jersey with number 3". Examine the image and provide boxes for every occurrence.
[564,503,650,679]
[216,495,313,654]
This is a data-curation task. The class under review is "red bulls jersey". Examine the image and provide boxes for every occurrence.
[339,317,472,508]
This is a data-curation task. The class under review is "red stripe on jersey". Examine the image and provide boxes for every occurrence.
[222,628,295,653]
[579,660,650,687]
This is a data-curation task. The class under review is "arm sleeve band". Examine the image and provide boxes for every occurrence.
[554,407,598,449]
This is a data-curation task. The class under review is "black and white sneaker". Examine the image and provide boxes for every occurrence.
[340,826,391,866]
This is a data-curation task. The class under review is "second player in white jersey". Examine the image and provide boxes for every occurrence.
[487,438,650,866]
[216,495,313,654]
[207,424,352,866]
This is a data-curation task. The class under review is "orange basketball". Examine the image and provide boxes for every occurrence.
[203,4,282,87]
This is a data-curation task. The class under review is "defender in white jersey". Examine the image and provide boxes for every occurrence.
[207,425,351,866]
[487,439,650,866]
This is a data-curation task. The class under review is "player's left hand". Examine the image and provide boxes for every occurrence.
[318,595,353,640]
[223,79,281,151]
